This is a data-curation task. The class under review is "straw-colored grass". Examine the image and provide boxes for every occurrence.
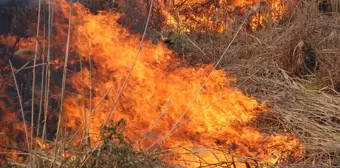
[163,0,340,166]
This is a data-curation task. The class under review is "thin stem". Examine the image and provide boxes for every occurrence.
[52,0,73,166]
[31,0,42,153]
[9,60,30,160]
[42,0,54,141]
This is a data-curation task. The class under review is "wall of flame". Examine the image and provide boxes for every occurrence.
[60,0,301,166]
[0,0,302,166]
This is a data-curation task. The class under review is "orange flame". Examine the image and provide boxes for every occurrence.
[0,35,36,165]
[0,89,27,164]
[0,0,302,166]
[159,0,287,32]
[51,0,303,166]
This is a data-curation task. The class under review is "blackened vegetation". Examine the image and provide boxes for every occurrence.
[117,0,166,33]
[80,0,119,13]
[79,0,165,33]
[0,45,88,140]
[302,42,317,74]
[283,40,317,77]
[0,44,59,140]
[0,0,92,140]
[0,9,12,35]
[319,0,340,14]
[0,5,37,37]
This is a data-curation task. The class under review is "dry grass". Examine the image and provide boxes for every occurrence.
[163,0,340,166]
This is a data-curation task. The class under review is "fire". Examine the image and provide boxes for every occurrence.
[0,71,27,164]
[0,0,302,167]
[54,0,301,166]
[158,0,287,32]
[250,0,286,31]
[0,35,37,164]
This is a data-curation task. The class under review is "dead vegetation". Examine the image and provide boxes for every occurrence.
[162,0,340,166]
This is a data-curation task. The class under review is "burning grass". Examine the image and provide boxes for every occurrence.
[0,0,340,167]
[163,0,340,166]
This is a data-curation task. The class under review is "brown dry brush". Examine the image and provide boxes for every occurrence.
[161,0,340,166]
[166,0,340,93]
